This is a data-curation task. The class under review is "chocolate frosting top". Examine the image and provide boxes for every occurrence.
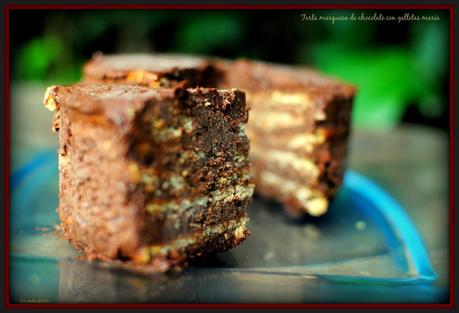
[44,84,243,128]
[222,59,357,100]
[44,84,179,126]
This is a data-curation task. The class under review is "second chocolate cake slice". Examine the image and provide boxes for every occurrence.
[218,60,356,217]
[44,84,253,271]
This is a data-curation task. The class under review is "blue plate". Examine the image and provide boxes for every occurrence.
[9,150,441,303]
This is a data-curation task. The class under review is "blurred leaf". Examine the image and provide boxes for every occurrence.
[174,13,243,54]
[411,20,448,117]
[303,43,430,129]
[321,10,375,48]
[18,36,63,81]
[412,15,449,80]
[48,62,82,85]
[76,13,111,42]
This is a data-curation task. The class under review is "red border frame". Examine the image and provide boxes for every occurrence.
[3,3,455,309]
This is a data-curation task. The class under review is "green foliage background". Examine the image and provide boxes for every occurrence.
[12,10,449,129]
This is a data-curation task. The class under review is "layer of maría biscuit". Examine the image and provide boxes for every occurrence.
[218,60,355,217]
[43,84,254,271]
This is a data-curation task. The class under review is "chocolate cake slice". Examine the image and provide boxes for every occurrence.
[81,54,355,218]
[83,53,214,88]
[43,84,253,271]
[217,60,355,217]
